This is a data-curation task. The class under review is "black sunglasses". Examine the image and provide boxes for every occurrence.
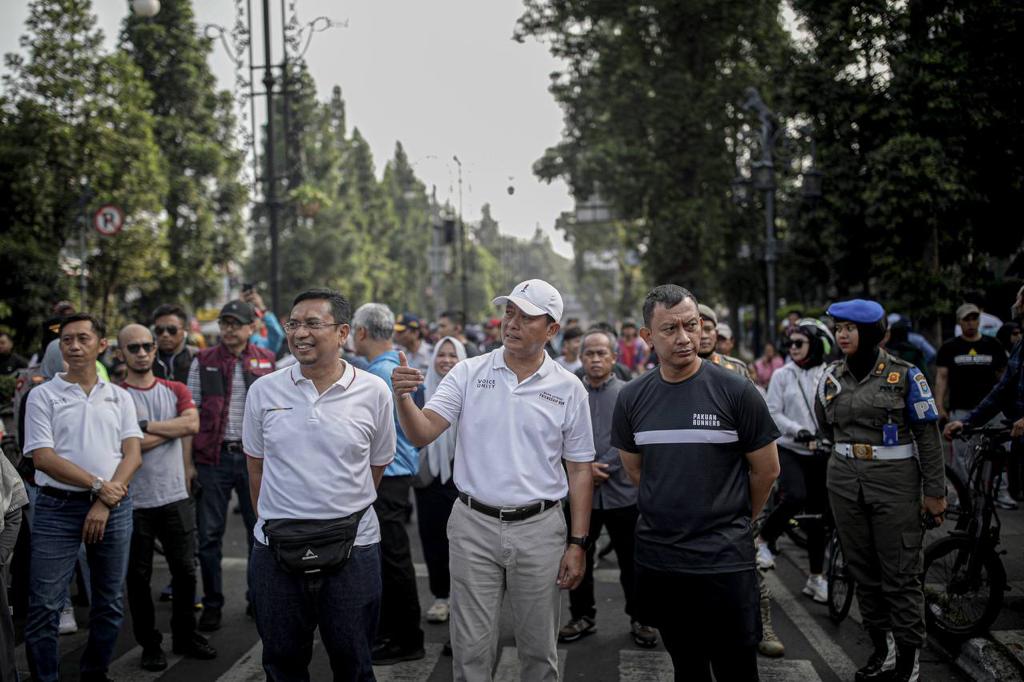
[126,342,155,354]
[787,340,806,349]
[154,325,179,336]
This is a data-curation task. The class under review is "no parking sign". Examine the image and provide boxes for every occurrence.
[92,204,125,236]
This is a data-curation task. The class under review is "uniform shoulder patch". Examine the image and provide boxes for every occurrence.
[886,371,901,384]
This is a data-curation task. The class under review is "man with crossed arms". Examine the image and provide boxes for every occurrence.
[393,278,595,682]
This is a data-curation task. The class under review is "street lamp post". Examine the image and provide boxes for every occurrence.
[452,155,468,316]
[738,87,822,346]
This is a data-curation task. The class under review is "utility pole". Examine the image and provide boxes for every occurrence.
[261,0,281,316]
[453,155,468,316]
[743,87,778,346]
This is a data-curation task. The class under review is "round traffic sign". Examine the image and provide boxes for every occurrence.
[92,204,125,236]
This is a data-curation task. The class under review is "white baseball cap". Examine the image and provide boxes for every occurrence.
[492,279,564,323]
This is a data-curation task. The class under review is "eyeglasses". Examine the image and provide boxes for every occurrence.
[283,319,342,332]
[154,325,179,336]
[218,318,244,330]
[125,342,154,354]
[787,340,806,349]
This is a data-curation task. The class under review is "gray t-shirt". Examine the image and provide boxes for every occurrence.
[121,378,194,509]
[611,361,779,574]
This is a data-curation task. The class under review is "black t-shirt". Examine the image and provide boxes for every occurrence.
[611,361,779,574]
[936,336,1008,410]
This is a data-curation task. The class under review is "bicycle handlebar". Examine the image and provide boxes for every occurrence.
[959,424,1013,445]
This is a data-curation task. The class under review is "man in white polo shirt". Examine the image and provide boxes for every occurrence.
[23,313,143,682]
[393,278,595,682]
[244,288,396,681]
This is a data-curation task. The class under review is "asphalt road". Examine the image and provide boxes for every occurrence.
[13,490,974,681]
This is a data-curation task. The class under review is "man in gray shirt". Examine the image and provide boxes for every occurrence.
[558,329,659,648]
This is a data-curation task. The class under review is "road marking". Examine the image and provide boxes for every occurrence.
[618,650,823,681]
[492,645,566,681]
[216,640,265,682]
[373,642,445,680]
[764,570,860,680]
[106,632,184,679]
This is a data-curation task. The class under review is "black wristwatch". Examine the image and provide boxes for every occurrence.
[138,419,149,433]
[567,535,588,548]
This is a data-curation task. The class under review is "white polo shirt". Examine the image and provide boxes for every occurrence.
[23,374,143,491]
[242,362,396,546]
[425,348,595,507]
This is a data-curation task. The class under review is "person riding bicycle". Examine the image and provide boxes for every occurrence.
[944,335,1024,444]
[815,299,945,682]
[757,319,836,604]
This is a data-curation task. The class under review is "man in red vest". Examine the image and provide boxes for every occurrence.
[186,300,276,631]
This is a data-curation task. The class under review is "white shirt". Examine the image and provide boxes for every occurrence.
[765,362,826,455]
[555,356,582,373]
[425,348,595,507]
[242,362,396,546]
[24,374,143,490]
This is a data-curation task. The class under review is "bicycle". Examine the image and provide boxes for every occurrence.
[922,424,1012,638]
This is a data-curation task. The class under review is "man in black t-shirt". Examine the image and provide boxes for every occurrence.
[936,303,1011,502]
[611,285,780,682]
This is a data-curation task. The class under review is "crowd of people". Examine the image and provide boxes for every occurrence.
[0,280,1022,682]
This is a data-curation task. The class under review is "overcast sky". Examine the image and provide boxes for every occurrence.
[0,0,576,257]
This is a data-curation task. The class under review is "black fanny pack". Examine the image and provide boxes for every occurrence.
[263,508,368,576]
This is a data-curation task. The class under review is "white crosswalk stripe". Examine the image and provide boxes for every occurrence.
[215,640,264,682]
[106,632,184,679]
[619,650,823,681]
[373,643,445,681]
[764,570,859,680]
[492,646,567,681]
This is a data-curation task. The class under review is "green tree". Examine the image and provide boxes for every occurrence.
[122,0,248,315]
[0,0,167,341]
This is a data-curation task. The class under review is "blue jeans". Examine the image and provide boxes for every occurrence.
[26,494,133,682]
[249,541,381,681]
[197,445,256,608]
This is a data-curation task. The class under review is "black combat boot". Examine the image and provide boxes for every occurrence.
[891,644,919,682]
[854,629,895,681]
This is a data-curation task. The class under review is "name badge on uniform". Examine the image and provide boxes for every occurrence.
[882,423,898,446]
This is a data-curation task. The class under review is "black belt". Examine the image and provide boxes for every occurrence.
[39,487,93,502]
[458,492,559,522]
[222,441,244,453]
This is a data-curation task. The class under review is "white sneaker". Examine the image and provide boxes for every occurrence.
[996,491,1019,510]
[426,598,450,623]
[59,606,78,635]
[756,542,775,570]
[802,575,828,603]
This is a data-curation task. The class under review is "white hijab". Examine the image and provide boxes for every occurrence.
[423,336,467,483]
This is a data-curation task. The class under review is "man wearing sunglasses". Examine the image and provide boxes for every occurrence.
[186,300,276,631]
[118,324,215,670]
[152,304,197,385]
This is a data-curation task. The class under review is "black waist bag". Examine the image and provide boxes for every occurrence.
[263,508,368,576]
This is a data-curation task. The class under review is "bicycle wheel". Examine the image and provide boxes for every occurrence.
[923,535,1006,638]
[827,533,854,623]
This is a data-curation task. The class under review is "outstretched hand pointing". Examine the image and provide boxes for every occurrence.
[392,350,424,399]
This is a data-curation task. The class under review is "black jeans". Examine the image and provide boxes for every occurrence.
[414,477,458,599]
[373,476,423,649]
[126,497,198,648]
[250,541,381,681]
[564,504,639,621]
[760,447,829,574]
[636,565,760,682]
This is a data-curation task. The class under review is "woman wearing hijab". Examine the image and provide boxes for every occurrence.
[814,300,945,682]
[414,336,466,625]
[756,321,835,605]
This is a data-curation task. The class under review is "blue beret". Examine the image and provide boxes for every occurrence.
[827,299,885,324]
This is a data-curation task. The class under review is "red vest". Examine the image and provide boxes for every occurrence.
[192,342,276,466]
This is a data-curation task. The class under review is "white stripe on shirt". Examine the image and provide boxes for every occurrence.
[634,429,740,445]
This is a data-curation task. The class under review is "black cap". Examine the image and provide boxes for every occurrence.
[219,300,255,324]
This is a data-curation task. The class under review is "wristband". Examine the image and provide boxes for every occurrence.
[567,535,588,548]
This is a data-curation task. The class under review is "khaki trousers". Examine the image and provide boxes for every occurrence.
[447,499,566,682]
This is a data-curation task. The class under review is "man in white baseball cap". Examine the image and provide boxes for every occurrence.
[391,278,595,681]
